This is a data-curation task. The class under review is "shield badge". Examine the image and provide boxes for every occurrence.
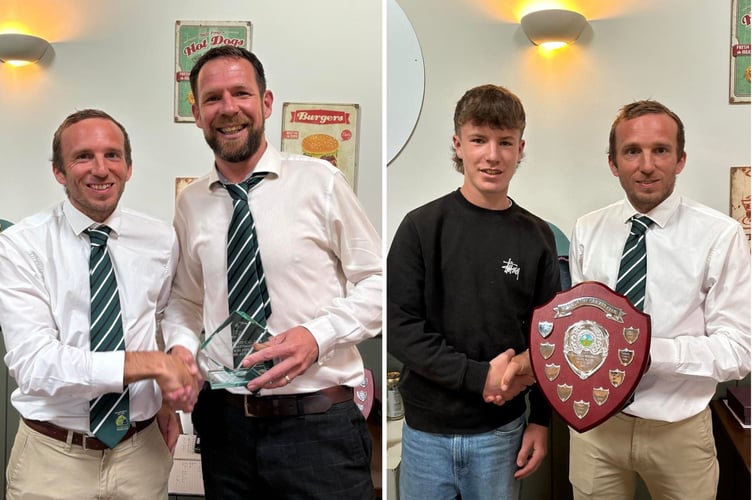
[538,321,554,338]
[529,281,651,433]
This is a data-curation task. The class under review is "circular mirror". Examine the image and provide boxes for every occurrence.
[387,0,425,165]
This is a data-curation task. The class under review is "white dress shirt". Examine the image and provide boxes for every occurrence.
[570,190,751,421]
[0,200,184,433]
[161,145,383,395]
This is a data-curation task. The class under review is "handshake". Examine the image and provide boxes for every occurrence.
[159,345,203,412]
[123,346,203,413]
[483,349,535,406]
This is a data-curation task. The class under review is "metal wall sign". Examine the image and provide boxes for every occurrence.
[730,0,751,104]
[175,21,253,122]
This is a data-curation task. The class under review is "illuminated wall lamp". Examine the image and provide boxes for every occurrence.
[520,9,588,50]
[0,33,51,67]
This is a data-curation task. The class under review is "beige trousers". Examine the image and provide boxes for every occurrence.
[6,419,173,500]
[569,407,718,500]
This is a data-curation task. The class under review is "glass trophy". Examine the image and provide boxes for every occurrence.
[199,311,273,389]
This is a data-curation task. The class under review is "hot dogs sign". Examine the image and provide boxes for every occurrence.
[175,21,253,122]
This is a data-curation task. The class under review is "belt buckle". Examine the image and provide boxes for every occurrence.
[243,395,258,417]
[82,434,97,451]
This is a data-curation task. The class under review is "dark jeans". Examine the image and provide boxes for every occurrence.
[192,387,374,500]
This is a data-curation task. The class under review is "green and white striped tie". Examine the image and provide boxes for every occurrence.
[225,175,272,367]
[87,226,130,448]
[615,215,654,311]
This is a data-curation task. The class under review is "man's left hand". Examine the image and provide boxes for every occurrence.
[514,423,547,479]
[242,326,319,392]
[156,405,181,454]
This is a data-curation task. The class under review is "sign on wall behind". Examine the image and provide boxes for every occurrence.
[730,0,751,104]
[175,21,253,122]
[730,166,751,246]
[281,102,360,191]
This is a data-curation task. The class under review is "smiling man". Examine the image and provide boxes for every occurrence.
[568,100,751,499]
[161,47,382,499]
[387,84,560,499]
[0,109,201,500]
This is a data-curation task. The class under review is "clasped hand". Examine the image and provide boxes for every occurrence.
[482,348,535,406]
[159,345,202,412]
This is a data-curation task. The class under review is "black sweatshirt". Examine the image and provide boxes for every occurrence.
[388,189,559,434]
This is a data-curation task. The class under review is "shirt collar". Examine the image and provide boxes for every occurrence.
[619,189,680,229]
[62,199,123,237]
[209,144,281,191]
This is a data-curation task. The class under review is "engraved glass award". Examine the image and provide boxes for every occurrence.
[199,311,273,389]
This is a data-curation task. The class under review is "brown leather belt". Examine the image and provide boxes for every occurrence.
[224,385,353,417]
[23,416,155,451]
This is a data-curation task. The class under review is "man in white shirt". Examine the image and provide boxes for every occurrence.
[0,109,201,499]
[161,46,382,499]
[568,100,751,499]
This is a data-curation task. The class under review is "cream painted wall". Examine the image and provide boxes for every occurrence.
[388,0,751,244]
[0,0,382,234]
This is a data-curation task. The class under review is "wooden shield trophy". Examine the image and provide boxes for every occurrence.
[530,281,651,433]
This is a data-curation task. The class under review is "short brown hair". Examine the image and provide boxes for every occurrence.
[452,85,526,173]
[189,46,266,101]
[52,109,132,171]
[608,100,685,163]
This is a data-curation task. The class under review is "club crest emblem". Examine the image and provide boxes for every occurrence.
[114,412,130,431]
[563,320,609,380]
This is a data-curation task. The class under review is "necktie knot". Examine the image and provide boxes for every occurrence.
[86,226,111,247]
[225,174,266,202]
[629,216,653,236]
[226,183,248,202]
[616,215,653,313]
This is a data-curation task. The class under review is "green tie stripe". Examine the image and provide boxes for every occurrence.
[90,389,129,436]
[225,175,272,367]
[88,228,124,351]
[615,216,653,311]
[87,226,129,448]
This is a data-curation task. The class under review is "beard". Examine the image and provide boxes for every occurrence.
[205,121,265,163]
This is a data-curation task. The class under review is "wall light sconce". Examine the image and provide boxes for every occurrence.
[520,9,588,49]
[0,33,51,66]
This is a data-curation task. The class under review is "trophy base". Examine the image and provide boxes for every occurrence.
[199,311,274,390]
[206,363,269,389]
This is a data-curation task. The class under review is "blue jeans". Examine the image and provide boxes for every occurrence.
[399,415,526,500]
